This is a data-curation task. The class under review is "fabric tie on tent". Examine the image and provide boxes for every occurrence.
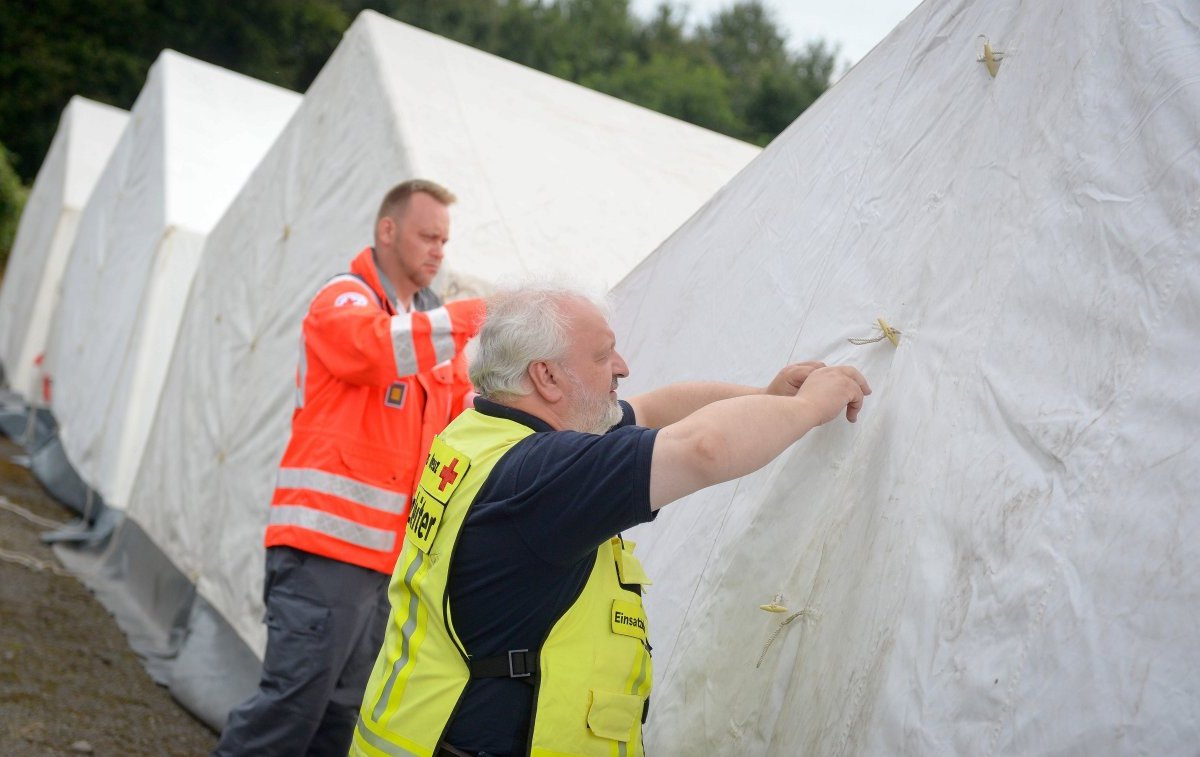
[848,317,903,346]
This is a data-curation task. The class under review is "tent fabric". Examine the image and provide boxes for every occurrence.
[0,97,128,403]
[128,10,759,661]
[41,51,300,513]
[608,0,1200,754]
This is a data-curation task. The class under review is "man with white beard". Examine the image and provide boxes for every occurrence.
[353,286,870,757]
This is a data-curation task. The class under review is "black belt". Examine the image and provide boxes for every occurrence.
[469,648,538,681]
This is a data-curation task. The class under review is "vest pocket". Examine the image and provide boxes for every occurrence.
[586,689,645,742]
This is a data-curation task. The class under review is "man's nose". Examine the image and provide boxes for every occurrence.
[613,352,629,379]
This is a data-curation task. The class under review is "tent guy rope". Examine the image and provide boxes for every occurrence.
[756,605,822,669]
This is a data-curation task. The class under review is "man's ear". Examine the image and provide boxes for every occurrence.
[528,361,564,403]
[376,215,396,247]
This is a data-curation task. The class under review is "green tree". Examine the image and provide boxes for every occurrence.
[698,0,837,144]
[0,140,28,274]
[0,0,348,185]
[1,0,835,198]
[587,52,743,136]
[340,0,507,50]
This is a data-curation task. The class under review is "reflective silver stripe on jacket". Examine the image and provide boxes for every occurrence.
[295,333,308,409]
[389,312,419,376]
[267,505,396,553]
[276,467,409,514]
[424,306,456,366]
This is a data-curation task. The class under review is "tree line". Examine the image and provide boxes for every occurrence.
[0,0,838,269]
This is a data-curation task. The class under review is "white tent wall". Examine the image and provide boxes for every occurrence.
[0,97,127,402]
[42,51,300,512]
[128,8,760,666]
[609,0,1199,754]
[366,13,762,291]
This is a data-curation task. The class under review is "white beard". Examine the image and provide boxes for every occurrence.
[564,370,623,434]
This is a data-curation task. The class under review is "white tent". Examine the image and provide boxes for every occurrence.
[609,0,1200,754]
[125,8,758,678]
[42,51,300,513]
[0,97,127,404]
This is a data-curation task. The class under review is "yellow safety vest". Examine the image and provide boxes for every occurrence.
[353,408,654,757]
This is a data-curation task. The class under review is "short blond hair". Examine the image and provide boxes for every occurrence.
[376,179,456,223]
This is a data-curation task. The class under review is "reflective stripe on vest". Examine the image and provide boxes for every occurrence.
[352,410,653,757]
[268,505,396,552]
[277,467,409,514]
[353,714,419,756]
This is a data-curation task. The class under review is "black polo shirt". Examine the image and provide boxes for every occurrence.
[443,397,659,756]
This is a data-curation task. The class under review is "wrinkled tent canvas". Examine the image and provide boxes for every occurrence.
[125,11,757,725]
[0,97,127,405]
[611,0,1200,754]
[42,51,300,513]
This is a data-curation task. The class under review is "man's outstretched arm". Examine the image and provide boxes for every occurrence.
[647,365,870,510]
[628,361,826,429]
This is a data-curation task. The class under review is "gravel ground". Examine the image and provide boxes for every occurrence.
[0,435,217,755]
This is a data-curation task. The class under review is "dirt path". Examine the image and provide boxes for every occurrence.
[0,436,217,755]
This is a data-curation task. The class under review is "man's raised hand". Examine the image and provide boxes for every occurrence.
[794,365,871,424]
[764,361,827,397]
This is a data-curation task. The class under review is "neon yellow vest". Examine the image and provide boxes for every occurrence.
[353,408,654,757]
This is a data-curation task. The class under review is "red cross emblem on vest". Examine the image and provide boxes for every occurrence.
[438,458,460,491]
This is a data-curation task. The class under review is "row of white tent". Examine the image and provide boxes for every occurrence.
[0,8,759,730]
[3,1,1199,752]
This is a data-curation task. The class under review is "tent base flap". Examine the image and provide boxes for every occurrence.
[53,516,262,732]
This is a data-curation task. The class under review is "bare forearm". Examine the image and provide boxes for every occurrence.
[646,365,870,510]
[649,394,824,509]
[628,381,759,429]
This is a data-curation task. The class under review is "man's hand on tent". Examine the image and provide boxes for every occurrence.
[794,365,871,424]
[763,361,826,397]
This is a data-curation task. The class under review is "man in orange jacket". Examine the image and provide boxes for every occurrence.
[215,180,485,756]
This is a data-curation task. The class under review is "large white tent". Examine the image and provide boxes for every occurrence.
[118,10,757,724]
[610,0,1200,753]
[41,51,300,514]
[0,97,127,405]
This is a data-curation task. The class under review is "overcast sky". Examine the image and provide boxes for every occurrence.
[629,0,924,67]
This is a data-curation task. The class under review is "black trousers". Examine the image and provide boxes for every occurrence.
[214,546,391,757]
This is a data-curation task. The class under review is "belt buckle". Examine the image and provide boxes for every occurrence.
[507,648,531,678]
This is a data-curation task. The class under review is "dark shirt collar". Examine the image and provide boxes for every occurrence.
[473,396,556,433]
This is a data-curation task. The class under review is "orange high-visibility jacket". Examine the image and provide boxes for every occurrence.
[265,247,485,574]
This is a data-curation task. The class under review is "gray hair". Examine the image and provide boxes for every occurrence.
[468,286,606,400]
